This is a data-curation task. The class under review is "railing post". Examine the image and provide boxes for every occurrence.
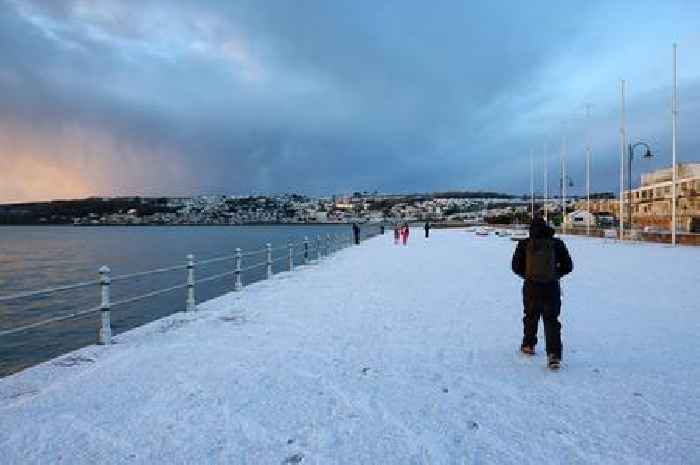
[288,241,294,271]
[266,243,272,279]
[303,236,309,264]
[317,235,322,259]
[186,254,196,311]
[326,234,331,255]
[98,265,112,345]
[234,248,242,291]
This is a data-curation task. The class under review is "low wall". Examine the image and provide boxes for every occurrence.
[558,227,700,246]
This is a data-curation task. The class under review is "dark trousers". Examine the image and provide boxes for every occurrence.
[522,280,562,358]
[354,232,360,244]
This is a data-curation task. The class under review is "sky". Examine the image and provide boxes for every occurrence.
[1,0,700,203]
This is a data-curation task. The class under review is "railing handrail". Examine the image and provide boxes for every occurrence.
[0,241,316,303]
[0,279,98,303]
[0,227,381,340]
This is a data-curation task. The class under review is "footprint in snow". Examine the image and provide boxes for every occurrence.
[157,319,191,333]
[53,355,95,367]
[283,452,304,464]
[219,314,248,325]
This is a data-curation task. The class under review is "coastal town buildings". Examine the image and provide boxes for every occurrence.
[572,163,700,232]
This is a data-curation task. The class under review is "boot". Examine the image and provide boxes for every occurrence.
[547,354,561,370]
[520,345,535,356]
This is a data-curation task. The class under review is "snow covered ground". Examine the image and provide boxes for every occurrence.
[1,230,699,464]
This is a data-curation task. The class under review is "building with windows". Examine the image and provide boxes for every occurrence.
[626,163,700,232]
[576,163,699,232]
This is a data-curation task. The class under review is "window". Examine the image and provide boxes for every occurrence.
[664,186,671,194]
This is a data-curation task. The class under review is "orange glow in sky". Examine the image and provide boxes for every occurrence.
[0,121,188,204]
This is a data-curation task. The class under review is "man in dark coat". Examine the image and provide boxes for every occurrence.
[352,223,360,245]
[424,221,431,239]
[511,216,573,369]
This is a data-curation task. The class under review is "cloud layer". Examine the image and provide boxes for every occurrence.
[2,0,700,202]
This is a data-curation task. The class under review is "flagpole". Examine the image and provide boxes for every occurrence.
[619,80,626,241]
[530,149,534,220]
[562,129,567,234]
[543,142,548,222]
[585,104,592,236]
[671,43,678,246]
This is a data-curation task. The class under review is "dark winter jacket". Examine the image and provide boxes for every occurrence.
[511,219,573,281]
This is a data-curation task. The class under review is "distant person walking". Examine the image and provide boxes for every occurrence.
[424,221,431,239]
[352,223,361,245]
[394,224,400,245]
[401,223,410,245]
[511,216,573,370]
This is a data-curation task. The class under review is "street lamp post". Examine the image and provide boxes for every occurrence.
[627,141,654,235]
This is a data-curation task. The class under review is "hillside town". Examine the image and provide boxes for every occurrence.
[1,192,531,226]
[1,163,698,233]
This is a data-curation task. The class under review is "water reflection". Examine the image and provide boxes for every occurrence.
[0,225,351,376]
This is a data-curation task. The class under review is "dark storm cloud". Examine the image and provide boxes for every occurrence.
[1,0,700,202]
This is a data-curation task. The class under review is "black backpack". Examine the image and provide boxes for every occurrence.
[525,238,556,283]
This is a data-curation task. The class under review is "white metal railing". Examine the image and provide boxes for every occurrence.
[0,228,381,343]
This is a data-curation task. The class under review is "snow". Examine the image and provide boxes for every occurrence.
[1,230,699,464]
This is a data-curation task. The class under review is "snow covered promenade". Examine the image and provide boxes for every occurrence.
[1,230,699,464]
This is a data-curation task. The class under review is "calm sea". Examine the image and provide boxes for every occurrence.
[0,225,358,377]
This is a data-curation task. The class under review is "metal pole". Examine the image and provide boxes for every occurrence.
[586,104,591,236]
[303,236,309,264]
[234,248,242,291]
[186,254,196,311]
[530,149,534,220]
[266,243,272,279]
[620,79,626,240]
[562,131,567,234]
[543,142,548,222]
[98,266,112,345]
[628,145,633,235]
[288,241,294,271]
[326,234,331,255]
[672,43,678,246]
[317,235,322,259]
